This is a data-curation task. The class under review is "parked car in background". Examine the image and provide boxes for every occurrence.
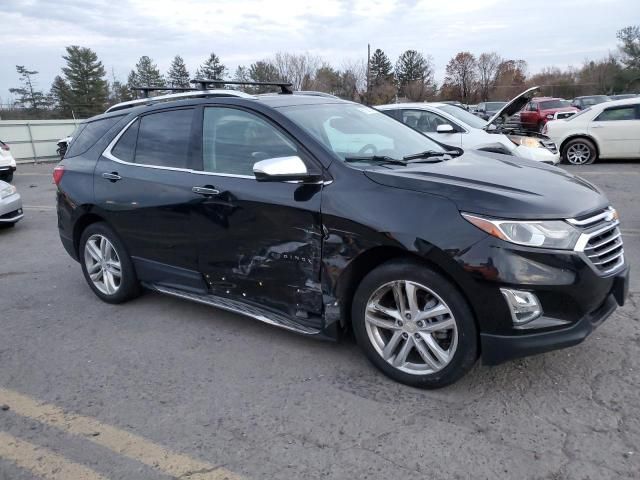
[543,97,640,165]
[440,100,468,110]
[571,95,611,110]
[0,180,23,228]
[377,97,559,164]
[519,97,578,132]
[57,136,72,160]
[475,101,507,120]
[0,140,17,183]
[610,94,637,100]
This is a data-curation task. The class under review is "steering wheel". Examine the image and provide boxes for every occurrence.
[357,144,378,156]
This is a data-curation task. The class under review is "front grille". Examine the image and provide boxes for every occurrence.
[570,208,624,275]
[540,139,558,154]
[555,111,576,120]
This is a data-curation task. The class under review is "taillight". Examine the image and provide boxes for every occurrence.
[53,165,65,185]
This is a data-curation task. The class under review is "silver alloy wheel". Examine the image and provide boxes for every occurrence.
[566,142,592,165]
[364,280,458,375]
[84,234,122,295]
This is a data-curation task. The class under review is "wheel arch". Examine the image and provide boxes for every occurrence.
[333,245,480,336]
[560,134,600,159]
[72,212,109,256]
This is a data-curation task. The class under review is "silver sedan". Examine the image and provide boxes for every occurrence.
[0,180,23,227]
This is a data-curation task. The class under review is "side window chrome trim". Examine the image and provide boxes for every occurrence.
[102,116,255,179]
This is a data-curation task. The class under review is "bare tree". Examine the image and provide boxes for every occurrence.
[476,52,502,101]
[443,52,477,102]
[271,52,323,90]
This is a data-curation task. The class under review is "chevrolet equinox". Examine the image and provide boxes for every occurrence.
[55,83,630,388]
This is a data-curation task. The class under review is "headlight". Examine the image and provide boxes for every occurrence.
[0,184,17,199]
[462,213,581,249]
[546,114,554,119]
[507,135,542,148]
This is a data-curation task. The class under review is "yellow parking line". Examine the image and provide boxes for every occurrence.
[0,431,108,480]
[0,388,241,480]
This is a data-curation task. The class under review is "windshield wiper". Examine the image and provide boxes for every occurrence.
[344,155,407,165]
[402,150,459,161]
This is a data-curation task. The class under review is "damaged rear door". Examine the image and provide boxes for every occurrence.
[192,105,325,326]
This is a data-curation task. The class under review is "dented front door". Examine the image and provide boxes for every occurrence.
[194,177,324,321]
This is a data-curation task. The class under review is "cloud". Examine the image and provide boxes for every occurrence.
[0,0,638,101]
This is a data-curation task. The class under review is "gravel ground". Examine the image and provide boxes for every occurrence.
[0,161,638,480]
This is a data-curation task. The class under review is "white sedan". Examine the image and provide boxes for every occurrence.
[544,98,640,165]
[0,140,17,182]
[376,88,560,165]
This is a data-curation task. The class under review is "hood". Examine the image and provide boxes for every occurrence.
[363,150,608,220]
[486,86,540,128]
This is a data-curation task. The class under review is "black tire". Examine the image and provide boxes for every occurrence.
[79,222,141,304]
[1,172,13,183]
[0,222,16,229]
[351,260,478,389]
[562,138,597,165]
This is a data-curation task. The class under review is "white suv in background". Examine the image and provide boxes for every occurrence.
[0,140,17,182]
[377,87,560,165]
[544,98,640,165]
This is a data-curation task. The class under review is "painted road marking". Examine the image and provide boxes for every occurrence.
[0,388,241,480]
[0,431,108,480]
[22,205,56,211]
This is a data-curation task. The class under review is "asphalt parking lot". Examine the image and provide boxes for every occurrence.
[1,161,639,480]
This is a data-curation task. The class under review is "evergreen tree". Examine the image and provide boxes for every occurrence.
[248,61,280,93]
[369,49,393,85]
[50,75,73,116]
[9,65,48,110]
[195,52,227,80]
[395,50,435,101]
[167,55,190,88]
[61,46,108,116]
[129,56,165,89]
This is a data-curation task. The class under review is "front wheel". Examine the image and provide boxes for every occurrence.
[1,172,13,183]
[563,138,597,165]
[351,260,478,388]
[79,222,141,304]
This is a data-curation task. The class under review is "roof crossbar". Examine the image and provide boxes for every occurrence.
[190,79,294,94]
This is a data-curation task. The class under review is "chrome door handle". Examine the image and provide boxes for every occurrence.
[192,186,220,196]
[102,172,121,182]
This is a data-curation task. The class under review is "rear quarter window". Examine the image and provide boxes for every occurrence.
[65,115,124,158]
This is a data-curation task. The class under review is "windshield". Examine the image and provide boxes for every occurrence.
[279,103,445,162]
[436,104,488,129]
[485,102,506,111]
[539,100,571,110]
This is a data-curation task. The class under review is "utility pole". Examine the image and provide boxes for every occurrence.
[366,43,371,105]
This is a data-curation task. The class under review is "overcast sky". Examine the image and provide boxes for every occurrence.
[1,0,638,101]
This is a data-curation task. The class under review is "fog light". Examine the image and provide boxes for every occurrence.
[500,288,542,326]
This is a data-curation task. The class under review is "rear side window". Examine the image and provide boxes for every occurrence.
[135,109,194,168]
[66,115,123,158]
[595,106,638,121]
[111,120,139,163]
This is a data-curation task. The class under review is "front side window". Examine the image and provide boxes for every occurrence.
[280,103,445,163]
[594,106,637,121]
[202,107,298,176]
[401,109,450,133]
[135,109,194,168]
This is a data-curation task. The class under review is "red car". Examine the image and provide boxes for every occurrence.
[519,97,579,132]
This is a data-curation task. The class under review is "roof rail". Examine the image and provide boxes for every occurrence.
[191,79,294,94]
[293,91,341,99]
[105,89,254,113]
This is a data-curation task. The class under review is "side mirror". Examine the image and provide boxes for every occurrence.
[436,124,455,133]
[253,156,319,182]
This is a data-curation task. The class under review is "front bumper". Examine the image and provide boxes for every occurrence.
[480,266,629,365]
[0,165,16,173]
[0,192,24,223]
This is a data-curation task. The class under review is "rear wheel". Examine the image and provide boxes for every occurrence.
[563,138,597,165]
[79,222,140,303]
[351,260,478,388]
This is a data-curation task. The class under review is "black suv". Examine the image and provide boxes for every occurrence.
[55,82,629,388]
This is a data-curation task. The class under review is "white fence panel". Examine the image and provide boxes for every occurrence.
[0,119,82,163]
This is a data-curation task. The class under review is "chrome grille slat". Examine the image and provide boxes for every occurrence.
[571,207,625,275]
